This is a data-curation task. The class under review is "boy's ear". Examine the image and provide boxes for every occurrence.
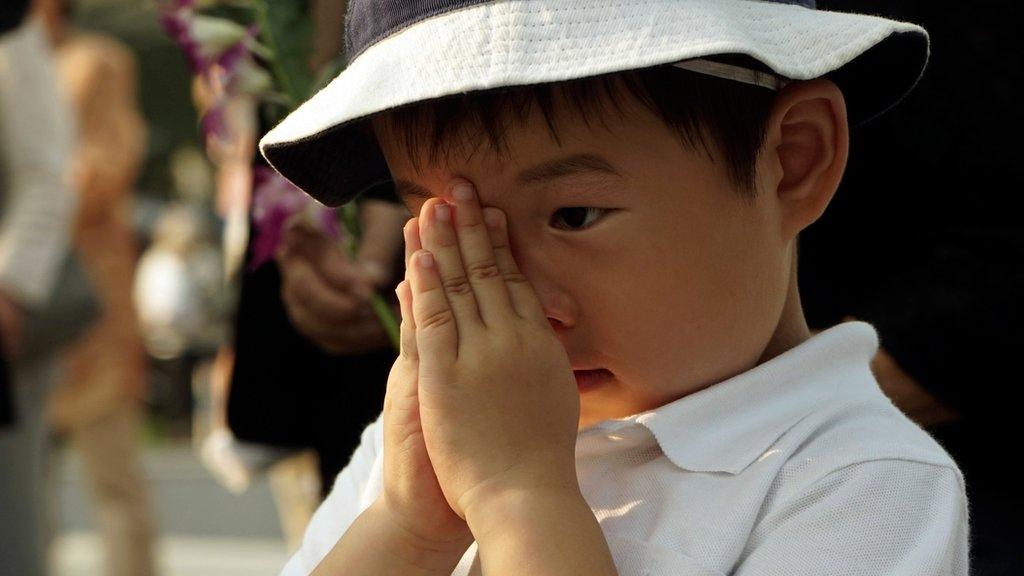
[761,78,849,240]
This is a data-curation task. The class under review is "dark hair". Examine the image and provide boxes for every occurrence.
[371,64,778,196]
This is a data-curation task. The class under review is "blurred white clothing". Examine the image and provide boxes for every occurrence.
[0,17,74,305]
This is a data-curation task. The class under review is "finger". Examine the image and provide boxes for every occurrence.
[282,286,369,348]
[383,277,420,493]
[403,217,421,277]
[408,249,458,367]
[396,279,417,363]
[280,263,374,348]
[280,258,365,324]
[482,207,547,324]
[327,319,392,354]
[448,180,515,327]
[357,199,409,285]
[399,222,421,363]
[355,257,391,289]
[300,317,389,355]
[286,223,373,299]
[382,351,420,472]
[285,295,374,337]
[418,199,484,334]
[282,220,324,255]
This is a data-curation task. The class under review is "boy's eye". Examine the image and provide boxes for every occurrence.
[550,207,608,231]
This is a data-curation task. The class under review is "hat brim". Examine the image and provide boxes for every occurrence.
[260,0,928,207]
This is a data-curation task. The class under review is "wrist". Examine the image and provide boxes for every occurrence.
[459,456,579,530]
[464,480,585,542]
[370,498,473,574]
[466,486,617,576]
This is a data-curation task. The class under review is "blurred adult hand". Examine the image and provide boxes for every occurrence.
[836,317,960,428]
[870,346,961,429]
[277,223,386,355]
[352,199,409,289]
[276,199,407,355]
[0,289,23,359]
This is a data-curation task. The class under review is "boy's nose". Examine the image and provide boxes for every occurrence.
[507,231,578,331]
[534,284,578,332]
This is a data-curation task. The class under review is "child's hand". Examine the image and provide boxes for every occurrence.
[375,216,473,556]
[407,180,581,524]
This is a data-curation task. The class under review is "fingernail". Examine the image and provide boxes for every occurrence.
[452,183,474,202]
[404,218,418,242]
[417,252,434,268]
[435,203,451,222]
[484,209,502,228]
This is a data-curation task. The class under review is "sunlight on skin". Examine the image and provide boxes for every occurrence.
[376,92,804,430]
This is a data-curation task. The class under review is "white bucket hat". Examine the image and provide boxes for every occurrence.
[259,0,928,207]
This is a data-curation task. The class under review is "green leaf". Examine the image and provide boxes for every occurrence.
[254,0,313,105]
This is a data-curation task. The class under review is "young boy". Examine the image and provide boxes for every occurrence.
[261,1,968,574]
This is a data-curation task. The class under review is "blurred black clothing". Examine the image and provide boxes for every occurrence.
[0,351,10,428]
[227,209,401,495]
[228,259,396,493]
[0,1,31,35]
[803,2,1023,574]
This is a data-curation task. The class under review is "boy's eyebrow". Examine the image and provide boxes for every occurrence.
[514,153,621,186]
[394,179,434,200]
[393,153,621,200]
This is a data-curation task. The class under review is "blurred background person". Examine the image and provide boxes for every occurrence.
[36,0,158,574]
[222,1,406,542]
[0,2,78,574]
[183,35,324,550]
[4,0,333,572]
[804,2,1023,574]
[0,0,30,435]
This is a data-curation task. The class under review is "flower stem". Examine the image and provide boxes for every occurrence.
[250,1,398,352]
[370,294,400,351]
[340,203,400,352]
[251,0,300,107]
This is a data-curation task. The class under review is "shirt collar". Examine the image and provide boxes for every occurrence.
[581,322,881,474]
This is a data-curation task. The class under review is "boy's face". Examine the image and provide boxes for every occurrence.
[378,88,793,429]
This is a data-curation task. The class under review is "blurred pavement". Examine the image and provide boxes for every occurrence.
[53,443,290,576]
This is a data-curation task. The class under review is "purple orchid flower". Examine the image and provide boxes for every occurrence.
[215,24,259,74]
[159,9,206,73]
[163,7,268,147]
[213,25,273,98]
[199,103,228,142]
[160,1,260,76]
[249,167,343,271]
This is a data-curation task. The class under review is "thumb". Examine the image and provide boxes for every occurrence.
[354,252,391,289]
[354,229,397,290]
[285,222,376,300]
[354,199,408,289]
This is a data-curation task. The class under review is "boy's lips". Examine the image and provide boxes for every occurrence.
[573,368,613,391]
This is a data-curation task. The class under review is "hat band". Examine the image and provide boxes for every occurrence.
[673,59,789,91]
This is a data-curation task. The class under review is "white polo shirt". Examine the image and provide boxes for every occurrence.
[283,322,969,575]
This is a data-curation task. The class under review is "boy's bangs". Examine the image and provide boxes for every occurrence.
[370,66,777,195]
